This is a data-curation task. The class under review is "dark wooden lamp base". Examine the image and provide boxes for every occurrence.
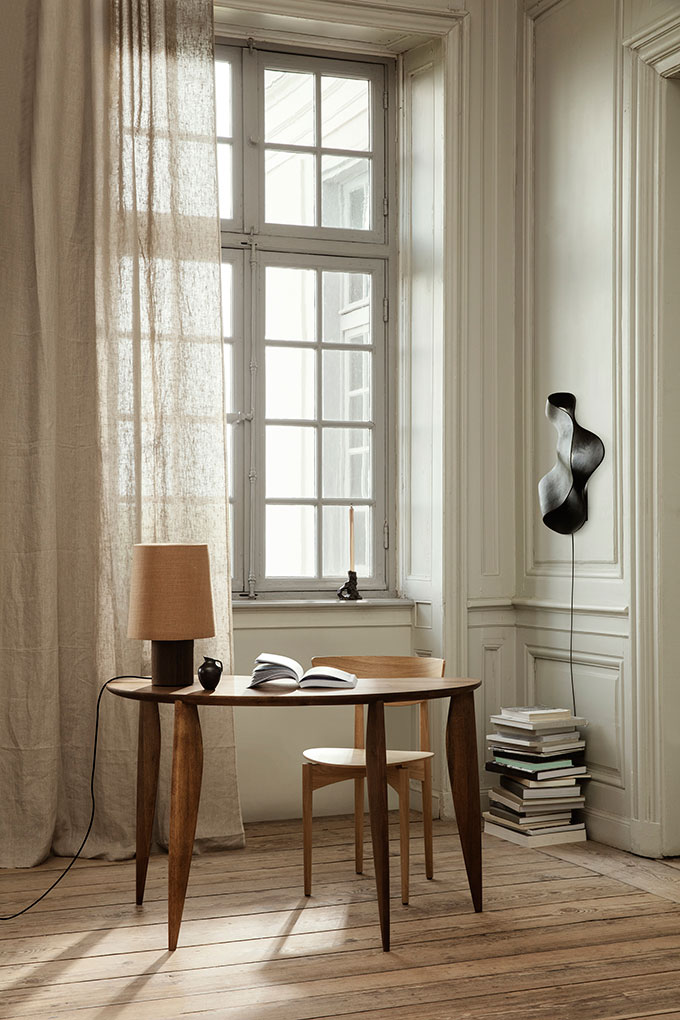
[151,640,195,687]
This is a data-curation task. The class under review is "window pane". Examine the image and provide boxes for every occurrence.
[266,505,316,577]
[265,150,315,225]
[322,156,370,230]
[321,77,370,151]
[265,70,315,146]
[323,428,371,498]
[323,505,371,576]
[266,425,316,497]
[215,60,232,137]
[322,271,371,344]
[220,262,233,337]
[323,350,371,421]
[267,347,315,420]
[266,267,315,341]
[217,143,233,220]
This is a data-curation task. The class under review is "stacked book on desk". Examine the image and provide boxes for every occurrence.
[483,706,589,848]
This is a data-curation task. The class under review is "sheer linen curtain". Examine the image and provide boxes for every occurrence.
[0,0,243,868]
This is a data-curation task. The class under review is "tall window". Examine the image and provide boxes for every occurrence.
[216,44,394,595]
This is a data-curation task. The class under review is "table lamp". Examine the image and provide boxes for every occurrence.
[127,543,215,687]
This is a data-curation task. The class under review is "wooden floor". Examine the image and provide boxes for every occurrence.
[2,815,680,1020]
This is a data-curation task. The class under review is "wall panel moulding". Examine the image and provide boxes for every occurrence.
[524,644,625,788]
[625,12,680,77]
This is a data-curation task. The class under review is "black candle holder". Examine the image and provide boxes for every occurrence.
[336,570,362,601]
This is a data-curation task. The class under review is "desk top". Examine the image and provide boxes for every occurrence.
[107,675,480,707]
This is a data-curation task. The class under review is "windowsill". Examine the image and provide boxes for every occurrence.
[232,597,414,610]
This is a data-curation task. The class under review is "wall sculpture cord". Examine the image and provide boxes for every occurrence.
[538,393,605,714]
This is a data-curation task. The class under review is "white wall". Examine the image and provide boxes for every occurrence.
[399,38,449,812]
[232,603,413,820]
[624,0,680,42]
[460,0,522,812]
[659,78,680,853]
[515,0,633,849]
[221,0,680,854]
[509,0,680,854]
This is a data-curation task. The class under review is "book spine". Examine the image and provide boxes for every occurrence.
[485,708,588,845]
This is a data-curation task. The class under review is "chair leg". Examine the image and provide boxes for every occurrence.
[303,763,313,896]
[397,767,410,905]
[423,757,434,880]
[354,776,364,874]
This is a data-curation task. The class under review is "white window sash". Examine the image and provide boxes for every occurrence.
[216,41,395,595]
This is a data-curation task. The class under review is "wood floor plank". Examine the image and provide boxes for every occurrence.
[1,817,679,1020]
[0,829,523,900]
[0,890,667,966]
[3,929,680,1017]
[624,1013,680,1019]
[4,948,680,1020]
[0,872,638,942]
[542,841,680,902]
[0,857,588,918]
[1,910,677,993]
[308,978,680,1020]
[0,848,587,913]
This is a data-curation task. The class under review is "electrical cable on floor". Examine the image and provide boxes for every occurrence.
[0,674,150,920]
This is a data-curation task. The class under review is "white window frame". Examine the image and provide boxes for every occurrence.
[216,41,396,597]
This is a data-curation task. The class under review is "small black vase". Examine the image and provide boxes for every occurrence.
[197,656,223,691]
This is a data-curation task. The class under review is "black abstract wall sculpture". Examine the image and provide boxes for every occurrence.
[538,392,605,715]
[538,392,605,536]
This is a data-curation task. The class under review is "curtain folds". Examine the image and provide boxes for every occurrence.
[0,0,243,868]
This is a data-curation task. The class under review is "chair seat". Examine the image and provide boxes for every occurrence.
[303,746,434,768]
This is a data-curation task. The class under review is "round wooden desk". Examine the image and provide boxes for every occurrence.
[108,675,482,952]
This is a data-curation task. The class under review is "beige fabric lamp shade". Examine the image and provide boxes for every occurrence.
[128,543,215,686]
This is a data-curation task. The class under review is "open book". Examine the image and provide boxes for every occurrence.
[249,653,357,689]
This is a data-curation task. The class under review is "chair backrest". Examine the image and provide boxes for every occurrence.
[311,655,445,751]
[311,655,445,680]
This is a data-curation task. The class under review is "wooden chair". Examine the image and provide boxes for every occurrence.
[302,655,445,905]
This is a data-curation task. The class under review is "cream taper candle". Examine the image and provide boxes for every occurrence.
[349,506,355,573]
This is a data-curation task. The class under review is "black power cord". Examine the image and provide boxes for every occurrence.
[0,674,150,920]
[569,533,576,717]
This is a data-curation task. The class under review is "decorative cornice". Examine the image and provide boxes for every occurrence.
[214,0,467,38]
[524,0,571,21]
[625,12,680,77]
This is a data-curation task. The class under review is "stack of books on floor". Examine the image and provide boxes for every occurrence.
[483,705,589,847]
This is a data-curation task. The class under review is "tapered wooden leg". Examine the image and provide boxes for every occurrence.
[303,763,313,896]
[422,757,434,880]
[397,767,410,905]
[354,777,364,874]
[168,701,203,951]
[136,701,160,905]
[366,700,390,951]
[446,691,482,912]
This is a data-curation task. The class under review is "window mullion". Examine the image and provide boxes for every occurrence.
[242,46,260,233]
[244,241,260,599]
[316,270,323,580]
[315,73,322,229]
